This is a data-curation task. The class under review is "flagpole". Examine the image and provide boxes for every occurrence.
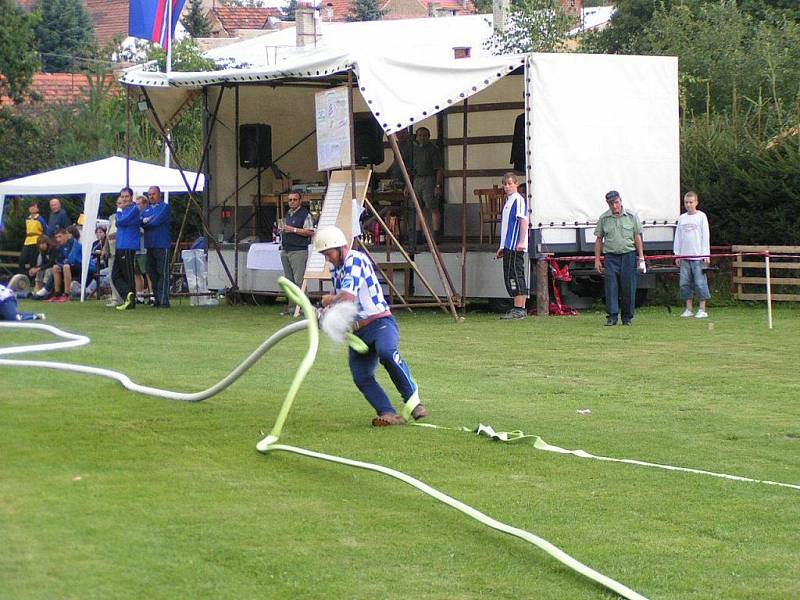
[166,0,173,75]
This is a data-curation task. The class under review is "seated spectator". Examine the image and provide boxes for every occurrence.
[0,283,45,321]
[48,227,88,302]
[29,235,57,296]
[92,224,108,273]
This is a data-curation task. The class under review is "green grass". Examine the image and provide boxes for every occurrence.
[2,300,799,599]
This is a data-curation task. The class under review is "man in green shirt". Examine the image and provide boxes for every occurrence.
[593,190,645,326]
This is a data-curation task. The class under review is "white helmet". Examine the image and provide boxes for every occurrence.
[313,226,348,253]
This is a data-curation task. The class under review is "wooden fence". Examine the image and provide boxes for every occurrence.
[732,245,800,302]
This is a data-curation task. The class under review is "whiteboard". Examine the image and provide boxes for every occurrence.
[315,86,352,171]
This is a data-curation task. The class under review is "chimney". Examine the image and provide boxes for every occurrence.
[296,4,321,47]
[493,0,510,34]
[453,47,471,59]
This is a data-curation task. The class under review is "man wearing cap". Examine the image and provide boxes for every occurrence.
[313,225,429,427]
[594,190,645,326]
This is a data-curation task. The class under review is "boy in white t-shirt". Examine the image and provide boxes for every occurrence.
[496,173,529,320]
[673,191,711,318]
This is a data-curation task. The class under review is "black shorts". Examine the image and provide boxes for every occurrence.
[502,250,528,297]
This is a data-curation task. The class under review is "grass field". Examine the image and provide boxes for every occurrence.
[1,299,799,600]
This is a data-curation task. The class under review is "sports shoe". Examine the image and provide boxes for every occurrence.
[605,318,618,326]
[680,309,693,318]
[411,404,429,421]
[34,313,46,320]
[34,287,49,298]
[500,307,526,320]
[371,413,406,427]
[694,310,708,319]
[116,292,134,311]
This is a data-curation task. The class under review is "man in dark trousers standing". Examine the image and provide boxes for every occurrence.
[112,188,141,311]
[142,186,172,308]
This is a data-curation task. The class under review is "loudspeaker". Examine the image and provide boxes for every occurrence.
[353,116,385,166]
[510,113,525,173]
[239,124,272,168]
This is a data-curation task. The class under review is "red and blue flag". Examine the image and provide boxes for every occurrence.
[129,0,187,50]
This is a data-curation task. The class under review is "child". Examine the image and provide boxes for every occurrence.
[0,284,45,321]
[673,191,711,318]
[496,173,529,320]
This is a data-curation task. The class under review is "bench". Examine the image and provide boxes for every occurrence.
[0,250,21,279]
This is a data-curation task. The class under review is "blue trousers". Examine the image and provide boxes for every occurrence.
[349,316,417,415]
[0,298,35,321]
[146,247,171,307]
[604,251,637,323]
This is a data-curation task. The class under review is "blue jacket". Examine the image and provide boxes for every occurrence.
[141,201,171,249]
[58,238,82,266]
[115,204,142,251]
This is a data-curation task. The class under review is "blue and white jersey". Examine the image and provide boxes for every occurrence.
[499,192,528,251]
[0,284,14,304]
[331,249,390,320]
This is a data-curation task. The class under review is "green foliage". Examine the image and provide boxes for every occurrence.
[485,0,576,54]
[0,0,39,103]
[638,1,800,115]
[282,0,298,21]
[32,0,97,73]
[0,108,54,181]
[181,0,212,38]
[346,0,387,22]
[681,104,800,245]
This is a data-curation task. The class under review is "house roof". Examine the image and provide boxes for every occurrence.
[0,73,118,107]
[210,6,282,36]
[320,0,474,21]
[84,0,130,47]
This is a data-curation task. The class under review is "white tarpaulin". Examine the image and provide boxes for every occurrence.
[0,156,204,300]
[528,53,680,225]
[120,15,526,135]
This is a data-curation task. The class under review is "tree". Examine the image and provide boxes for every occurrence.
[0,0,39,103]
[485,0,576,54]
[282,0,299,21]
[33,0,96,73]
[346,0,387,22]
[182,0,212,38]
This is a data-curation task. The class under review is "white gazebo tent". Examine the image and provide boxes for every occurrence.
[0,156,204,300]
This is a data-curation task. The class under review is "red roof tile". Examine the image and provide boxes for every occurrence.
[84,0,130,47]
[319,0,474,21]
[210,7,282,36]
[1,72,118,108]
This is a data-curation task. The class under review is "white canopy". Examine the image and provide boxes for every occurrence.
[121,15,526,135]
[0,156,204,300]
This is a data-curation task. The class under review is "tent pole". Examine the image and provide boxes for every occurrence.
[139,86,236,288]
[460,97,468,312]
[125,85,131,187]
[234,84,240,292]
[388,134,460,321]
[347,71,358,206]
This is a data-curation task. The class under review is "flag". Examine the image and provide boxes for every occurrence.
[129,0,187,50]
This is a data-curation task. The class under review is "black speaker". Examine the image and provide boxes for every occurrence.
[354,116,385,167]
[510,113,525,173]
[239,124,272,168]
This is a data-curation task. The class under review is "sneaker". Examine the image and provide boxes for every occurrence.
[605,318,618,326]
[622,321,632,326]
[371,413,406,427]
[34,313,46,320]
[411,404,429,421]
[680,309,693,318]
[694,310,708,319]
[116,292,135,311]
[500,308,526,320]
[35,287,49,298]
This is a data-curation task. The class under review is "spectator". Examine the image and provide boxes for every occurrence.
[313,226,429,427]
[104,198,123,307]
[495,172,529,320]
[92,224,108,273]
[19,202,48,273]
[49,227,82,302]
[594,190,645,326]
[112,188,141,311]
[142,186,172,308]
[0,284,45,321]
[29,235,57,296]
[674,191,711,319]
[405,127,443,247]
[133,195,151,304]
[277,191,314,316]
[46,198,70,236]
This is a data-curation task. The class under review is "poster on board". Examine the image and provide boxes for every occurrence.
[315,86,352,171]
